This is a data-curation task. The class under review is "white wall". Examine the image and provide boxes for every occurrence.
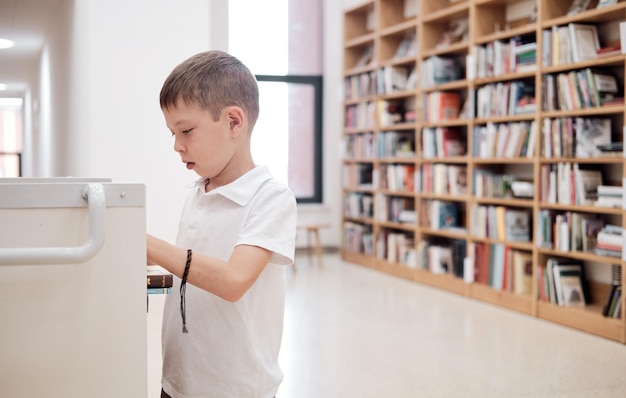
[49,0,215,242]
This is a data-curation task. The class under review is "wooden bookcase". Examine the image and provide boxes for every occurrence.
[341,0,626,343]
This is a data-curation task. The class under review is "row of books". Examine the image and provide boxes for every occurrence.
[344,71,377,101]
[342,221,374,255]
[343,132,375,159]
[536,210,613,255]
[476,80,536,118]
[543,23,602,67]
[343,192,374,219]
[343,66,417,100]
[419,200,464,232]
[344,130,434,160]
[342,163,374,189]
[471,243,533,294]
[416,239,466,277]
[595,184,623,209]
[344,102,376,129]
[423,91,461,123]
[603,284,622,318]
[472,121,537,159]
[542,68,621,112]
[377,98,417,126]
[422,127,466,159]
[567,0,621,16]
[539,259,587,307]
[420,163,467,196]
[375,193,417,224]
[379,163,417,193]
[541,117,611,159]
[472,172,529,199]
[594,224,624,258]
[603,264,622,318]
[474,36,537,79]
[421,55,463,87]
[378,131,415,158]
[376,230,416,267]
[469,205,531,242]
[540,163,593,206]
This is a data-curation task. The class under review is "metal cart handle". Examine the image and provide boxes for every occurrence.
[0,183,106,265]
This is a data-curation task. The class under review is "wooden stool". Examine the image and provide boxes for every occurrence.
[296,223,329,267]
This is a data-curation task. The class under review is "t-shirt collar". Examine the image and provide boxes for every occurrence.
[195,165,272,206]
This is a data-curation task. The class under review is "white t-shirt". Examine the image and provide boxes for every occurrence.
[161,165,297,398]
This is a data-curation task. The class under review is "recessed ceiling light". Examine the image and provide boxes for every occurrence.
[0,38,15,49]
[0,84,7,90]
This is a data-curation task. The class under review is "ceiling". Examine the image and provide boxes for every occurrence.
[0,0,65,86]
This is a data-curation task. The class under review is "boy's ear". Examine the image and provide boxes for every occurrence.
[226,107,244,133]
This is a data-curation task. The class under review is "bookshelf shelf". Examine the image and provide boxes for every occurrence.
[422,2,469,23]
[473,197,534,207]
[470,283,533,314]
[475,24,538,45]
[540,106,625,118]
[543,3,626,27]
[542,56,626,74]
[341,0,626,343]
[421,42,470,58]
[539,157,624,164]
[538,248,625,265]
[475,70,538,85]
[380,19,418,36]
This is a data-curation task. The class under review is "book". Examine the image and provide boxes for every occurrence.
[596,142,623,152]
[147,287,173,295]
[147,265,174,288]
[575,118,611,158]
[567,0,594,16]
[436,18,469,49]
[560,273,586,307]
[430,245,453,274]
[423,56,462,86]
[438,128,466,157]
[512,250,533,295]
[568,24,600,62]
[394,32,417,59]
[551,261,587,306]
[447,165,468,195]
[426,91,461,122]
[581,218,604,252]
[574,168,602,205]
[596,45,621,58]
[504,209,531,242]
[428,200,459,229]
[596,0,619,8]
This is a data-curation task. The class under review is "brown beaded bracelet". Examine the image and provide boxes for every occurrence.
[180,249,192,333]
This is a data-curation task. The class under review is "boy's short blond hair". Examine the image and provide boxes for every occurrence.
[160,50,260,129]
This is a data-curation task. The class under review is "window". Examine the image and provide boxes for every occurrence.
[0,97,23,177]
[229,0,323,203]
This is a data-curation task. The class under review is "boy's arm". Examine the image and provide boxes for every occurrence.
[147,234,272,302]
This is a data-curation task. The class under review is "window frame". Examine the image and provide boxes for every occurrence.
[255,74,323,204]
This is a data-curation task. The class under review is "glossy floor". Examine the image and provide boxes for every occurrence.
[148,252,626,397]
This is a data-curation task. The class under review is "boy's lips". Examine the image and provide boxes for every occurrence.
[185,162,195,170]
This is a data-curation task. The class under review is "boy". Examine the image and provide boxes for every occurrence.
[147,50,297,398]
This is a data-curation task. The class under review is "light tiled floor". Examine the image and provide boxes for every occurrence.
[149,252,626,397]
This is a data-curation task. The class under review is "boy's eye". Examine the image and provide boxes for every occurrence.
[182,129,192,134]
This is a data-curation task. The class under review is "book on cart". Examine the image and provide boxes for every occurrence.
[147,264,174,292]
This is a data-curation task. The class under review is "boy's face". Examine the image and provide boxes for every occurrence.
[163,101,239,182]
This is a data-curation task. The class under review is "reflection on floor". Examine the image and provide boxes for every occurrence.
[277,252,626,398]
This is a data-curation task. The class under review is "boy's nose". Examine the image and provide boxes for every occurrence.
[173,140,185,153]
